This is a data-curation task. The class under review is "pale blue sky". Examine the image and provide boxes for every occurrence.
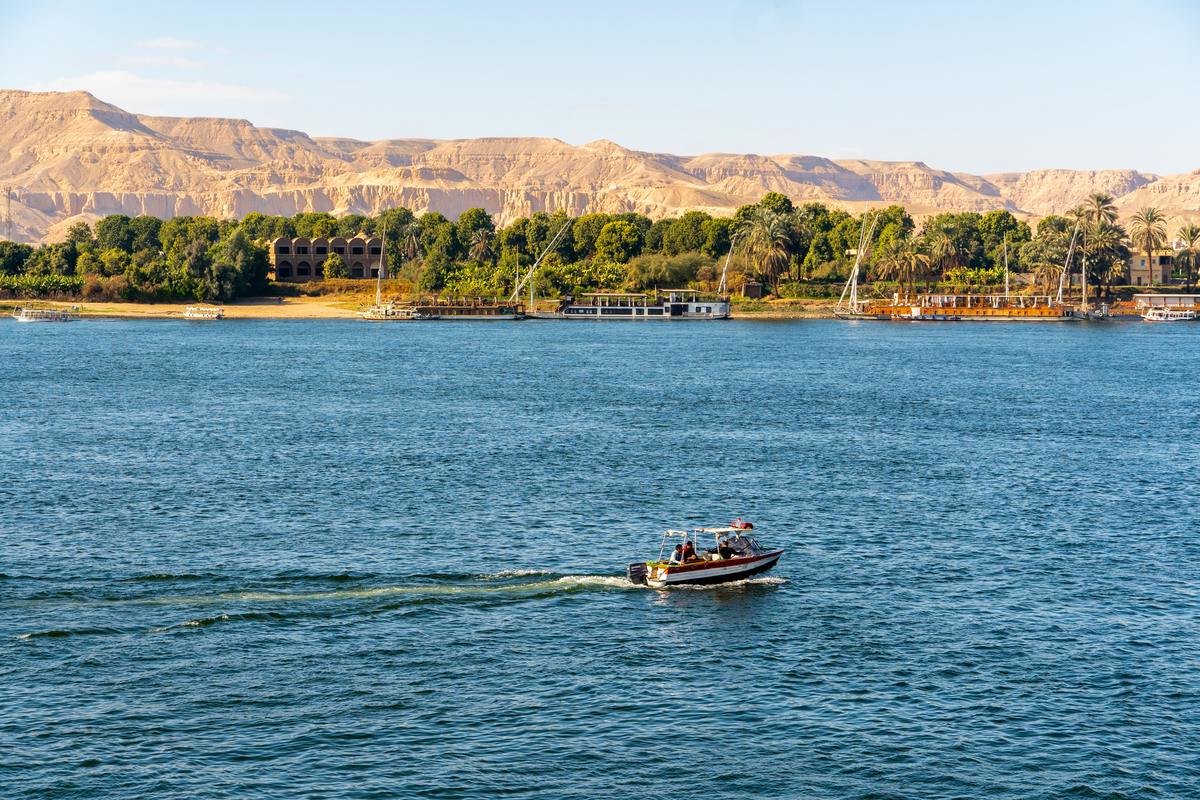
[1,0,1196,174]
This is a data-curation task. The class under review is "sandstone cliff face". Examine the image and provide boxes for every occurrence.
[1,90,1196,243]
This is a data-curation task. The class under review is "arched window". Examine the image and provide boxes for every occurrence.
[352,262,365,278]
[297,262,311,277]
[276,261,293,279]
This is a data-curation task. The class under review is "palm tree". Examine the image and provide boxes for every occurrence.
[1128,207,1168,286]
[737,207,794,293]
[1176,223,1200,291]
[1033,262,1061,294]
[401,226,421,263]
[1088,221,1128,300]
[468,228,494,262]
[874,238,928,300]
[924,229,958,282]
[1084,193,1118,227]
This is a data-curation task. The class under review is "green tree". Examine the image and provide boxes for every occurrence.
[129,215,163,253]
[737,207,793,292]
[99,248,130,277]
[595,220,643,263]
[95,215,134,252]
[643,219,672,254]
[468,228,495,262]
[1128,207,1168,285]
[321,251,349,279]
[759,192,795,215]
[1176,223,1200,291]
[335,214,370,238]
[65,221,96,250]
[570,213,612,260]
[701,218,734,259]
[662,211,711,255]
[0,241,34,275]
[455,208,495,254]
[978,210,1030,270]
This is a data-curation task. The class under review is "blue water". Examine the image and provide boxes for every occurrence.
[2,318,1198,799]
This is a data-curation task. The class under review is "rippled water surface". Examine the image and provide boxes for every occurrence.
[2,317,1198,799]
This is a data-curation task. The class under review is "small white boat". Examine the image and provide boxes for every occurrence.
[13,307,74,322]
[184,305,224,320]
[360,303,439,321]
[627,520,783,588]
[1142,307,1196,322]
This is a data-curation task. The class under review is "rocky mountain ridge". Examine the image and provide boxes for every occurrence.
[2,90,1196,243]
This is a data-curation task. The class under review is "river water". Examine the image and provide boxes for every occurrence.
[2,318,1198,799]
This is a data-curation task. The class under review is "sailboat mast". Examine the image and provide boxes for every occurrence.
[718,233,738,298]
[1057,222,1080,305]
[1081,229,1088,312]
[375,225,386,306]
[1003,234,1010,299]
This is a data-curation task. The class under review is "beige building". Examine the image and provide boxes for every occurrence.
[269,234,386,281]
[1126,250,1174,286]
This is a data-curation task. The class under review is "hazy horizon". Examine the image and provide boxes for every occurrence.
[1,0,1198,175]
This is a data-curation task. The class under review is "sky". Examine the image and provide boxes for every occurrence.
[1,0,1197,174]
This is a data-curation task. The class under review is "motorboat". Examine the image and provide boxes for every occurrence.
[1142,307,1196,322]
[13,307,74,322]
[627,519,783,588]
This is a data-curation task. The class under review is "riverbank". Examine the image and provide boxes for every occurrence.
[1,296,842,320]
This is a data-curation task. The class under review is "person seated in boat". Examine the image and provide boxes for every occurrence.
[718,539,736,560]
[681,541,699,563]
[667,544,684,565]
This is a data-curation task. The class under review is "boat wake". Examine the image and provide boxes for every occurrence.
[14,571,787,640]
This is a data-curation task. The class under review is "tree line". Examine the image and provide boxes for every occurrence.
[0,193,1195,301]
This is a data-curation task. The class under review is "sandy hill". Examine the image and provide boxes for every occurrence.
[1,90,1196,243]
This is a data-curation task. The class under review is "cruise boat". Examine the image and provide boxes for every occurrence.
[184,305,224,320]
[541,289,730,320]
[627,520,783,588]
[13,307,74,322]
[1142,307,1196,322]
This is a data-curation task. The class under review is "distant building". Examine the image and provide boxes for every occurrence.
[1126,249,1174,286]
[269,234,386,281]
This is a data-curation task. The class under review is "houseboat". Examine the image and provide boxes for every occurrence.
[539,289,730,320]
[412,298,524,320]
[13,307,74,322]
[861,293,1074,321]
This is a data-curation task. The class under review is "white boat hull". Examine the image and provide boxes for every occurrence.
[642,549,783,588]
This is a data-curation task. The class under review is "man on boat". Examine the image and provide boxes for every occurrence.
[668,545,684,565]
[682,541,699,563]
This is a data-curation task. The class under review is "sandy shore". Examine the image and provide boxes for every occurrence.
[2,296,841,320]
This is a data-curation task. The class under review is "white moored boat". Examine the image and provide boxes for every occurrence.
[13,307,74,322]
[184,305,224,320]
[627,520,783,588]
[541,289,730,320]
[1142,307,1196,322]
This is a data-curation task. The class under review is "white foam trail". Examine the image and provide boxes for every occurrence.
[554,575,647,590]
[479,569,555,579]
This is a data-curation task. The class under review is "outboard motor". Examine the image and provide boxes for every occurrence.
[627,562,648,585]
